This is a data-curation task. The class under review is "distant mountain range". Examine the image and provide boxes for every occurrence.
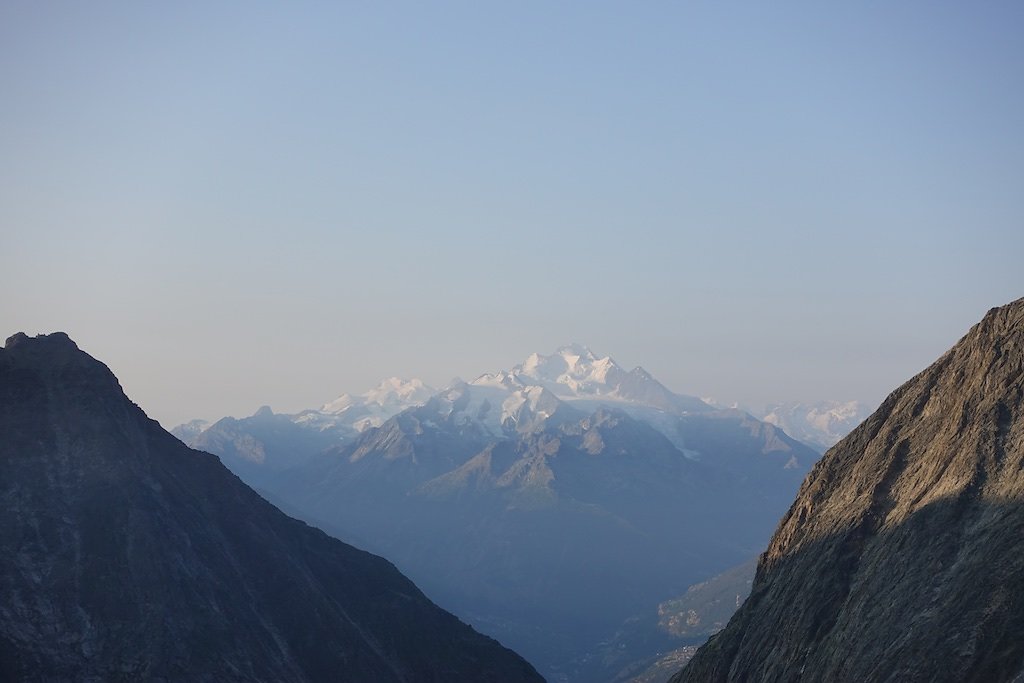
[305,376,436,433]
[698,398,872,453]
[673,299,1024,682]
[176,344,830,682]
[176,345,866,476]
[173,345,823,512]
[758,400,871,452]
[0,332,541,682]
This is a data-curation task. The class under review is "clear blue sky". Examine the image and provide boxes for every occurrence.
[2,2,1022,427]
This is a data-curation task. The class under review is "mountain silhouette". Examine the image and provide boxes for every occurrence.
[0,332,542,682]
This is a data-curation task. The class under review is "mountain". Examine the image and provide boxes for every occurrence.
[0,332,542,682]
[169,417,211,442]
[258,346,820,682]
[472,344,712,415]
[306,377,436,432]
[187,405,342,489]
[174,377,433,488]
[671,298,1024,682]
[759,400,871,452]
[169,346,733,493]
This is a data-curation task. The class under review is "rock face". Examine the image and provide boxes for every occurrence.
[0,332,542,683]
[671,298,1024,683]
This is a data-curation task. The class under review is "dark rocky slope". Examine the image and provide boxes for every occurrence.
[672,298,1024,683]
[0,332,542,683]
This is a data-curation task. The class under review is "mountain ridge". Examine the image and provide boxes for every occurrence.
[174,345,865,474]
[671,297,1024,682]
[471,344,712,415]
[0,332,542,682]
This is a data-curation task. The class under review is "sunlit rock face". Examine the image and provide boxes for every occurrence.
[672,299,1024,683]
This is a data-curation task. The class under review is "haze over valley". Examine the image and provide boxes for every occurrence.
[173,344,825,680]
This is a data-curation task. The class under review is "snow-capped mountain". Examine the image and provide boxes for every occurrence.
[174,343,822,681]
[471,344,711,414]
[176,347,860,494]
[296,377,435,433]
[172,377,434,486]
[759,400,871,451]
[173,346,731,486]
[169,418,211,443]
[381,344,716,451]
[322,376,434,416]
[174,345,707,459]
[408,380,581,440]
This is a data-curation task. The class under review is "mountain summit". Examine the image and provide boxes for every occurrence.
[472,344,711,413]
[0,333,541,682]
[173,345,715,488]
[320,377,435,423]
[672,298,1024,682]
[759,400,872,452]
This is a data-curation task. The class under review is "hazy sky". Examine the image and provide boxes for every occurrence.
[2,2,1021,427]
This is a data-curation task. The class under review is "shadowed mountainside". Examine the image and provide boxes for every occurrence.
[0,332,542,683]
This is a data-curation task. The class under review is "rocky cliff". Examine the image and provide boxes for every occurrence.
[0,332,542,682]
[672,298,1024,682]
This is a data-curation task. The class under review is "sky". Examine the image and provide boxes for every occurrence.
[1,2,1022,428]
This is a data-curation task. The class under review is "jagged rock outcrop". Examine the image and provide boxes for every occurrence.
[671,298,1024,683]
[0,332,542,683]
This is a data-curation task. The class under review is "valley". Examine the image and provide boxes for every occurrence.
[175,345,826,681]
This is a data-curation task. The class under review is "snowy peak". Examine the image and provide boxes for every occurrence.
[289,377,435,434]
[473,345,620,397]
[170,418,211,443]
[469,370,526,392]
[174,346,713,458]
[515,344,614,391]
[419,381,575,438]
[500,385,565,433]
[322,377,433,415]
[759,400,871,451]
[471,345,711,414]
[522,342,595,369]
